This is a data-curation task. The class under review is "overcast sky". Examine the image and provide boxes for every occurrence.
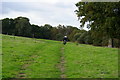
[1,0,89,29]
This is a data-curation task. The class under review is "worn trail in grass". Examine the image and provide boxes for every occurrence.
[59,47,66,78]
[2,35,62,78]
[2,35,118,78]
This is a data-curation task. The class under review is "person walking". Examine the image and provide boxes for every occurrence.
[63,36,68,45]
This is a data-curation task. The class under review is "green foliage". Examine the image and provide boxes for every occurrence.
[75,2,120,47]
[2,18,15,35]
[1,17,83,42]
[14,17,31,37]
[77,32,87,44]
[74,33,81,41]
[50,27,58,40]
[56,33,63,41]
[101,36,109,46]
[84,34,93,44]
[31,24,42,38]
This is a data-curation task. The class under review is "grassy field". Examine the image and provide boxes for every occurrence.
[64,43,118,78]
[0,34,2,79]
[2,34,118,78]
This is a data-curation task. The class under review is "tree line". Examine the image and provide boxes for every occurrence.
[1,16,85,41]
[1,16,119,48]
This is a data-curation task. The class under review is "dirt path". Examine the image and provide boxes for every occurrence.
[17,61,29,78]
[17,55,38,78]
[59,47,66,78]
[17,46,66,78]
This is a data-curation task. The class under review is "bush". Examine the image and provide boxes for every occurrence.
[84,35,93,44]
[93,38,102,46]
[73,33,81,41]
[77,32,87,44]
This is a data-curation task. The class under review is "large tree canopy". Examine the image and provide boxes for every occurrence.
[14,17,32,37]
[75,2,120,39]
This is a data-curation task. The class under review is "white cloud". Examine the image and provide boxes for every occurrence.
[1,10,52,26]
[1,1,89,30]
[2,0,80,4]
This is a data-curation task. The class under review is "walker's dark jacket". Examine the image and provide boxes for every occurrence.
[63,37,68,41]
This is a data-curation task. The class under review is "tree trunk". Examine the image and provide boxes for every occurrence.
[108,38,114,48]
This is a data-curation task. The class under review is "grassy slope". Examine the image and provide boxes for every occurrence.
[2,35,62,78]
[2,34,118,78]
[0,34,2,79]
[64,43,118,78]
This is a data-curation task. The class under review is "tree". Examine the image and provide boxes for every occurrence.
[74,33,81,41]
[51,27,58,40]
[14,17,32,37]
[77,32,87,44]
[31,24,42,38]
[75,2,120,47]
[40,24,52,39]
[56,33,63,41]
[68,27,80,41]
[2,18,15,35]
[84,31,93,44]
[1,16,89,44]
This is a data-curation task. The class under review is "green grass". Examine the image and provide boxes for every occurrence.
[2,34,118,78]
[64,43,118,78]
[0,34,2,80]
[2,35,62,78]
